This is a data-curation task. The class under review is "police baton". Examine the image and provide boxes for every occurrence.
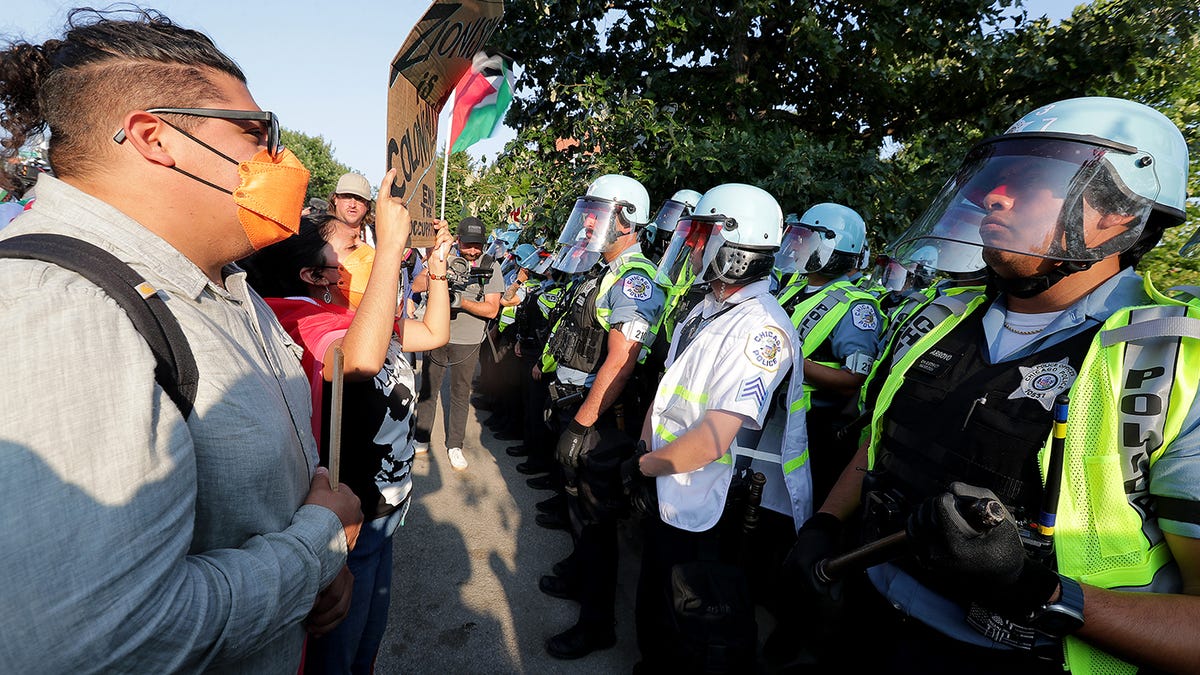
[1026,394,1069,560]
[835,409,872,443]
[814,497,1007,584]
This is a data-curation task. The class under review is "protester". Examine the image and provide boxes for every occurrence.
[624,183,806,672]
[329,171,375,245]
[0,8,361,672]
[414,215,504,471]
[243,171,452,673]
[789,96,1200,674]
[534,174,665,659]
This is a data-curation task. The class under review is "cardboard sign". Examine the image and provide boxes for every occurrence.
[387,0,504,247]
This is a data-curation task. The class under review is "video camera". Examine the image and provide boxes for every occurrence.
[445,255,494,308]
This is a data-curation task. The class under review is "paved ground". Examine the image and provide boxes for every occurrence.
[374,357,643,674]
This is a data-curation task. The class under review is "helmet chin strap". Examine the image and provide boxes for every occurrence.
[986,260,1092,299]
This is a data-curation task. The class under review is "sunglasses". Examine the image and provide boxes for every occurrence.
[113,107,282,157]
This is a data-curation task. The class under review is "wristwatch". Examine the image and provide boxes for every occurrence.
[1027,574,1085,637]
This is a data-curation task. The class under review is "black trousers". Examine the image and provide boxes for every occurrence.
[553,402,628,631]
[634,511,745,670]
[806,403,860,508]
[520,347,552,454]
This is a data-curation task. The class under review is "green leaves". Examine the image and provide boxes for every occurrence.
[279,129,356,203]
[443,0,1198,259]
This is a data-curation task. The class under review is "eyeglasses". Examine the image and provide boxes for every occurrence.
[113,107,282,157]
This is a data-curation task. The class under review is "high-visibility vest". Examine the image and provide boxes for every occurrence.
[867,276,1200,675]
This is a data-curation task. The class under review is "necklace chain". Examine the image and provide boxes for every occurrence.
[1003,321,1045,335]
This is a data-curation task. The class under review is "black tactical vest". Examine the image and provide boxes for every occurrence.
[871,312,1101,524]
[546,272,609,374]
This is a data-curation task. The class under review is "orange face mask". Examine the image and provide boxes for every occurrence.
[335,244,375,308]
[157,122,311,250]
[233,148,310,249]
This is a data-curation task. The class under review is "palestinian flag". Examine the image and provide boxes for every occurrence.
[449,52,514,154]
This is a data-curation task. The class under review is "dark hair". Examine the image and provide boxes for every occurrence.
[242,213,341,298]
[0,5,246,191]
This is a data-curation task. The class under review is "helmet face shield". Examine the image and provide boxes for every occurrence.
[652,199,690,234]
[895,137,1158,266]
[881,260,916,292]
[533,250,556,275]
[551,243,601,274]
[556,197,629,253]
[654,217,718,289]
[775,223,836,274]
[1182,228,1200,259]
[485,238,508,260]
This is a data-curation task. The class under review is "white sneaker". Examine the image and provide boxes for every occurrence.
[447,447,469,471]
[413,441,429,455]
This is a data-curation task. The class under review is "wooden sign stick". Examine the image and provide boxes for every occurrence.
[329,346,346,491]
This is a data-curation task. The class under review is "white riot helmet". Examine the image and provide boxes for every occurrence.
[553,173,650,273]
[774,202,867,278]
[881,245,939,293]
[892,97,1189,296]
[654,183,782,288]
[518,244,555,277]
[642,188,702,261]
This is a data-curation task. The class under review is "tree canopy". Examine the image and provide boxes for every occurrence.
[445,0,1199,285]
[281,129,357,204]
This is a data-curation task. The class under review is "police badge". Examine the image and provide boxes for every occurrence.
[1008,357,1077,411]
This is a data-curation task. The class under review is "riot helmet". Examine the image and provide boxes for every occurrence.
[643,188,703,261]
[655,183,782,287]
[891,97,1188,296]
[774,202,867,278]
[881,245,939,293]
[553,174,650,273]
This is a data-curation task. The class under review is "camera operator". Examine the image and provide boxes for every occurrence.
[414,216,504,471]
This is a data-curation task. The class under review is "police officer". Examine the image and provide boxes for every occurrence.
[773,203,883,505]
[640,188,702,264]
[537,174,666,659]
[486,242,542,442]
[505,246,565,468]
[623,183,807,672]
[790,96,1200,674]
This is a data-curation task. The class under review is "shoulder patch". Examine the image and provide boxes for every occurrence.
[744,326,785,371]
[851,303,879,331]
[622,274,653,301]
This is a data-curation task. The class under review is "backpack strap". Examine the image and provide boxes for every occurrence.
[0,233,198,418]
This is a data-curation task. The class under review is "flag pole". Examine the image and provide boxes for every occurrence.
[440,91,453,221]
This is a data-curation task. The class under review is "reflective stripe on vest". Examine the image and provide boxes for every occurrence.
[498,279,542,333]
[1054,285,1200,675]
[787,280,878,359]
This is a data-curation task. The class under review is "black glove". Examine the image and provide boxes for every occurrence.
[556,419,596,469]
[620,440,656,517]
[905,482,1060,619]
[784,512,845,602]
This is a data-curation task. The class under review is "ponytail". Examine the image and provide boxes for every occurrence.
[0,41,55,191]
[0,7,246,191]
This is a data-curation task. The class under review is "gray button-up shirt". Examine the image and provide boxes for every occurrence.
[0,176,346,673]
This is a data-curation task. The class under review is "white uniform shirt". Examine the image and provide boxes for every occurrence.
[653,279,798,532]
